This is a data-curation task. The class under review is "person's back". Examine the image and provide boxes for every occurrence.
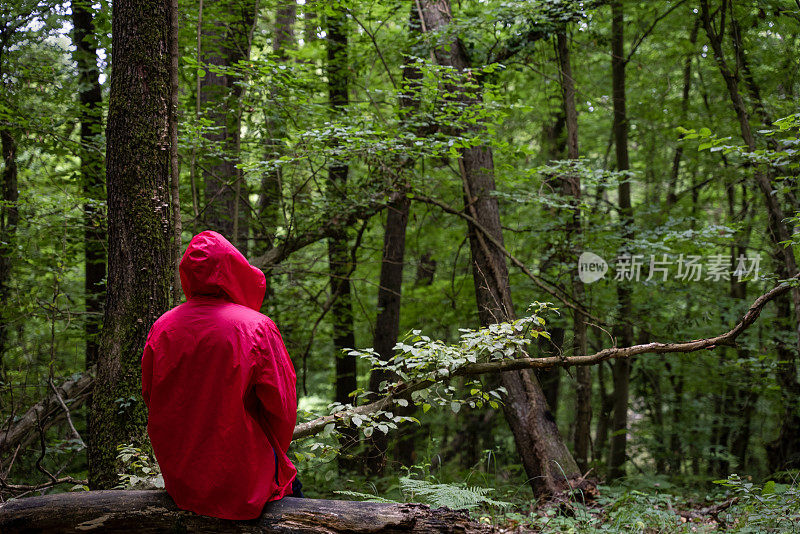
[142,231,297,520]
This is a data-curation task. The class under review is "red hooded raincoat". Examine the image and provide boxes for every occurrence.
[142,231,297,520]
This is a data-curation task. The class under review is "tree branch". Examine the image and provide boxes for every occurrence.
[294,273,796,438]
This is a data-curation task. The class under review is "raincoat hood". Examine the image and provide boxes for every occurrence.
[179,231,266,311]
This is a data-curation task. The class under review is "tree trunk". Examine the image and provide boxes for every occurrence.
[325,5,357,411]
[87,0,173,489]
[593,361,612,463]
[0,491,493,534]
[199,0,256,248]
[363,5,427,473]
[257,0,295,300]
[0,129,18,363]
[557,30,590,473]
[365,192,410,474]
[666,19,698,209]
[608,0,634,480]
[537,328,563,420]
[416,0,583,498]
[169,0,181,304]
[72,0,106,368]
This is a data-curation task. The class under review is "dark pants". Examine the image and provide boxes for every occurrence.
[275,450,304,498]
[290,476,304,498]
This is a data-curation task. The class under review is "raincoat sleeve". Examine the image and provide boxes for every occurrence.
[251,320,297,454]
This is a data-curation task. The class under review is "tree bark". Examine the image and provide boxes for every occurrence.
[365,192,410,474]
[72,0,106,368]
[608,0,634,480]
[87,0,173,489]
[416,0,582,498]
[0,491,492,534]
[666,19,699,208]
[199,0,257,248]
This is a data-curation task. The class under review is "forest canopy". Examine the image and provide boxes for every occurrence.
[1,0,800,530]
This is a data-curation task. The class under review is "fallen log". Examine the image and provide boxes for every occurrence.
[0,490,495,533]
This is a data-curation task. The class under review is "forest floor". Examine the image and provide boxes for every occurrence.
[474,476,800,533]
[328,473,799,533]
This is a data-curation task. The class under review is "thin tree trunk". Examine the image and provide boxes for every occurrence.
[417,0,584,498]
[169,0,181,304]
[608,0,634,481]
[363,12,422,470]
[326,5,357,416]
[72,0,106,368]
[537,329,563,420]
[199,0,256,248]
[594,361,612,463]
[365,192,410,474]
[0,129,18,364]
[189,0,203,230]
[87,0,173,489]
[535,85,567,417]
[666,20,698,208]
[258,0,295,307]
[557,30,590,473]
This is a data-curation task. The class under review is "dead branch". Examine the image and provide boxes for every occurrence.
[0,372,93,466]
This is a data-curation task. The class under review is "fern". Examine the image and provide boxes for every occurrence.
[399,477,511,510]
[333,490,399,503]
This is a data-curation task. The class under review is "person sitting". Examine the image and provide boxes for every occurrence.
[142,230,301,520]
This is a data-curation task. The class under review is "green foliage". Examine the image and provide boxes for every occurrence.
[398,476,511,510]
[714,474,800,532]
[115,444,164,490]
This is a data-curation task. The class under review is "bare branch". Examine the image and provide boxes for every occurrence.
[48,378,86,449]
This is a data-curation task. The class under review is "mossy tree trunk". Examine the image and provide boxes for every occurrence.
[87,0,173,489]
